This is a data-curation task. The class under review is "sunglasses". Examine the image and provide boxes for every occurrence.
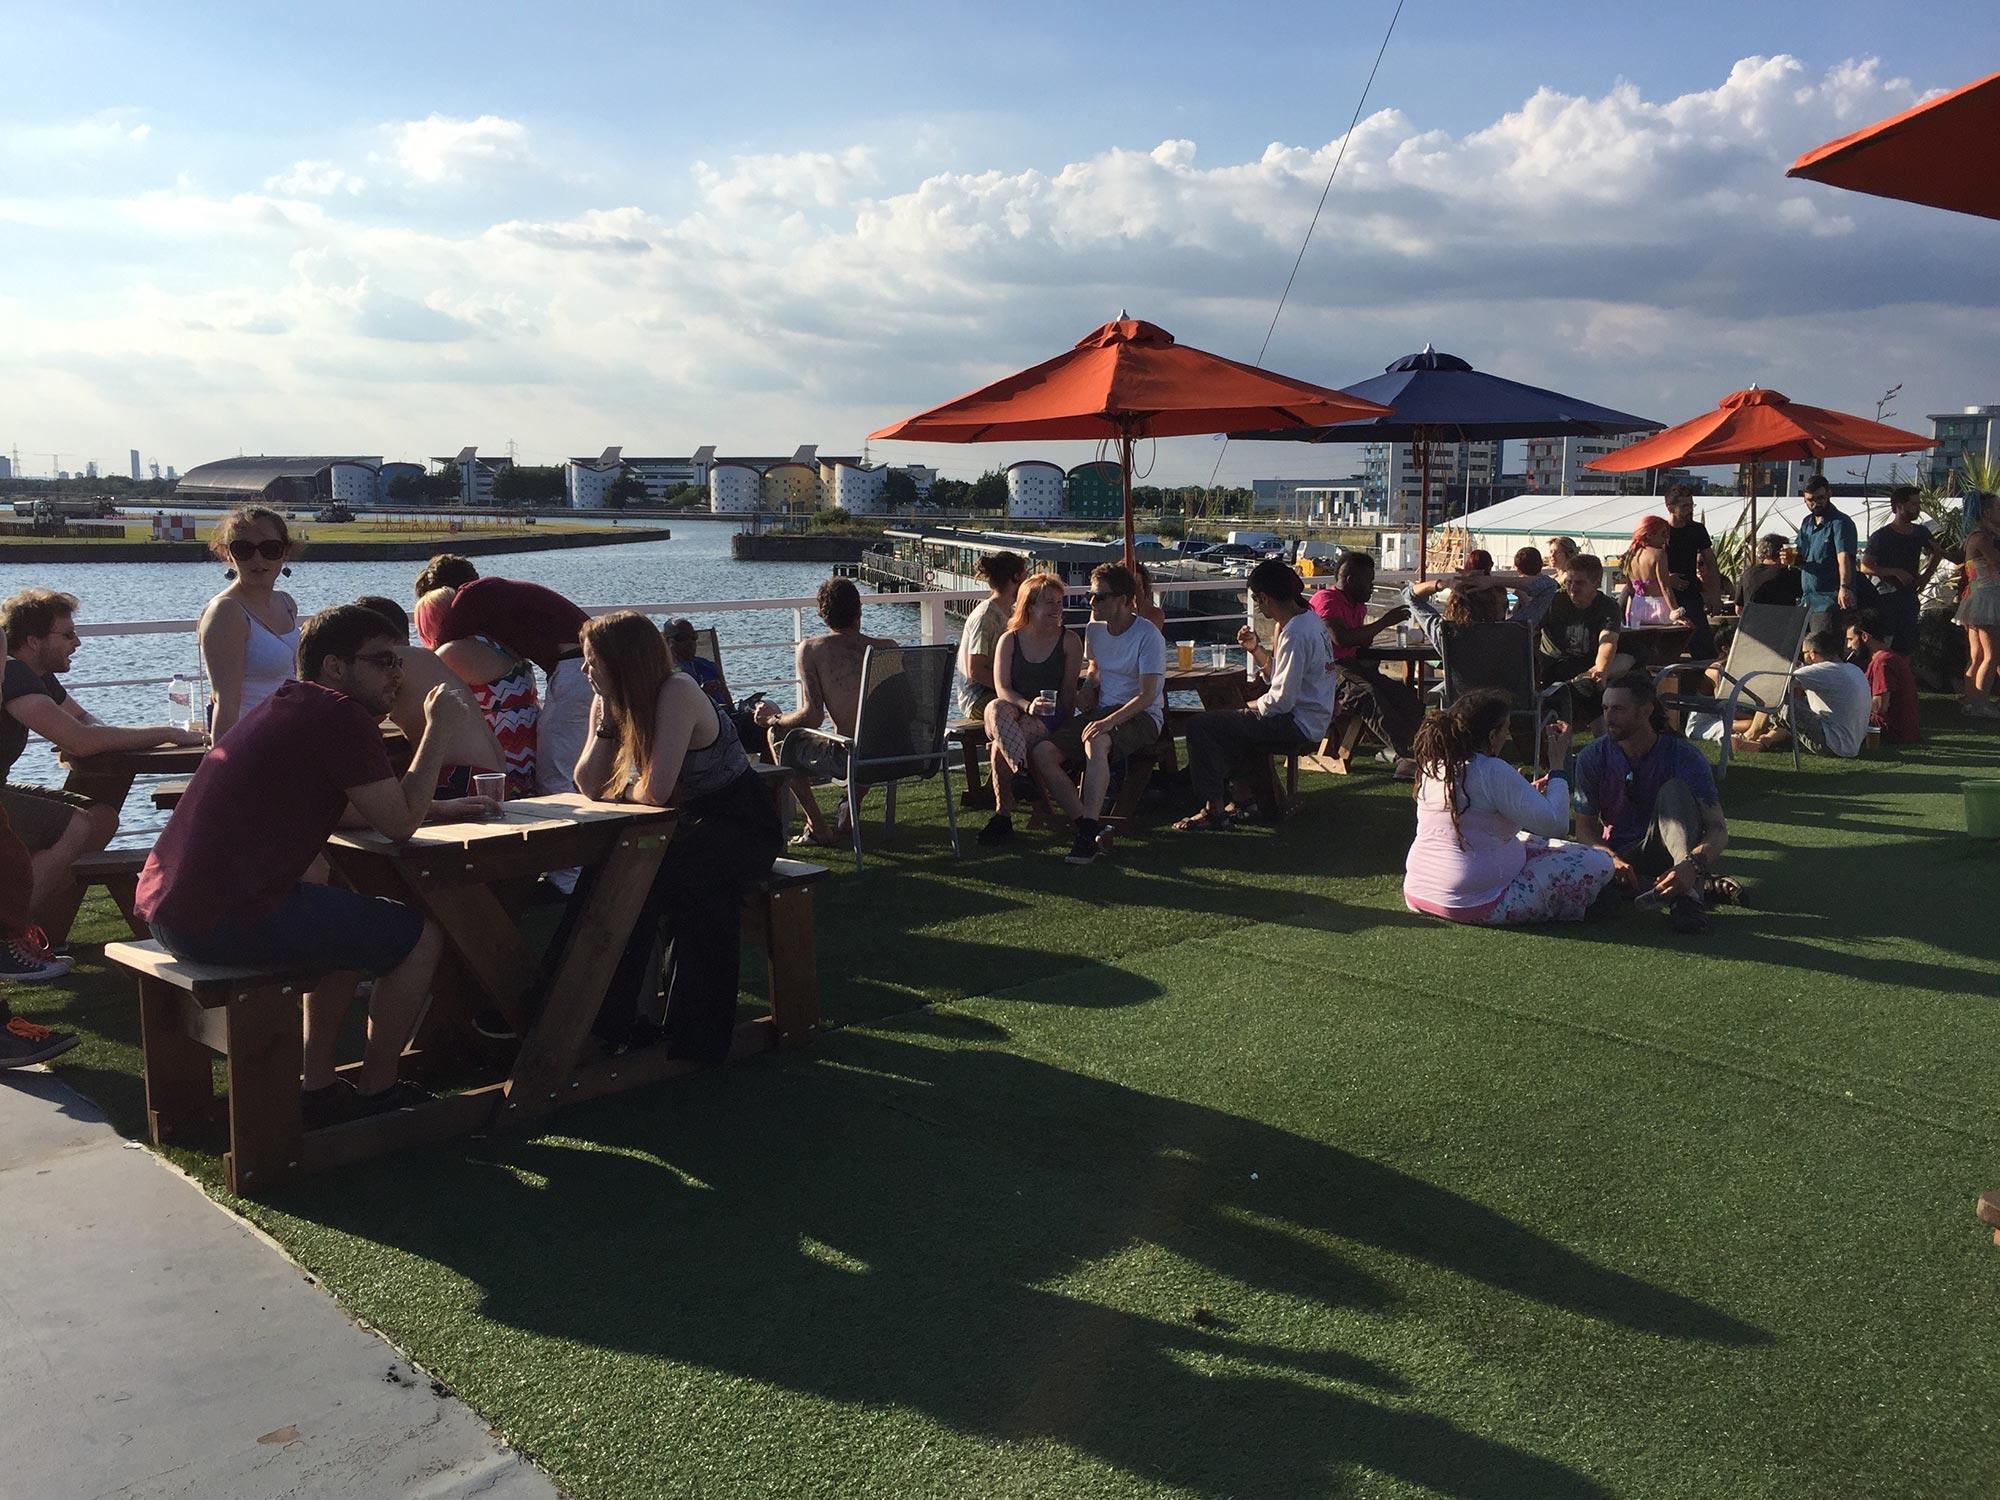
[1087,591,1127,604]
[227,539,289,561]
[343,650,403,672]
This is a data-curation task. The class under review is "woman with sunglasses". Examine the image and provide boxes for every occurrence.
[573,611,781,1059]
[198,506,300,741]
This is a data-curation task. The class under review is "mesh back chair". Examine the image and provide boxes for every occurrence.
[800,644,961,872]
[690,626,721,672]
[1436,621,1568,776]
[1654,602,1808,779]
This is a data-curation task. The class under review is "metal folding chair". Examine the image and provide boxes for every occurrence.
[1435,621,1569,776]
[1653,603,1808,779]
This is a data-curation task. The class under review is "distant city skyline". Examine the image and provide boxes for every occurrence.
[2,4,1993,486]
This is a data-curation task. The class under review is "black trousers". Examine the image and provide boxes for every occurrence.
[1184,709,1307,807]
[596,768,784,1061]
[1333,661,1421,757]
[1670,585,1716,659]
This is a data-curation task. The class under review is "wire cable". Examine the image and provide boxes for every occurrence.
[1206,0,1406,493]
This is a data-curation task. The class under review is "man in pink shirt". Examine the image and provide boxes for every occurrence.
[1310,552,1420,776]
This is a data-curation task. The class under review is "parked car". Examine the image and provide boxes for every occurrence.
[1195,543,1264,563]
[313,503,355,523]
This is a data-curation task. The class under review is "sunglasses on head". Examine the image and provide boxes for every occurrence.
[342,650,403,672]
[228,538,288,561]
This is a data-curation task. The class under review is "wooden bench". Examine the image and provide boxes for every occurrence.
[73,847,150,938]
[740,858,827,1045]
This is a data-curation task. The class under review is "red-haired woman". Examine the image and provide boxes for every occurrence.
[1621,516,1679,627]
[977,573,1083,844]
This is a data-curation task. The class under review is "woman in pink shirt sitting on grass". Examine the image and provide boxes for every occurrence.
[1402,690,1613,925]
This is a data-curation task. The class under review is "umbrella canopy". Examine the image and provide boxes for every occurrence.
[1230,346,1662,577]
[869,317,1392,567]
[1584,386,1930,539]
[1787,70,2000,222]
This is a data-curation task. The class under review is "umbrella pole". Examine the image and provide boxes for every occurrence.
[1121,430,1137,576]
[1415,433,1432,582]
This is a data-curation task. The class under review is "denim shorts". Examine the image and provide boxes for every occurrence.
[151,882,426,978]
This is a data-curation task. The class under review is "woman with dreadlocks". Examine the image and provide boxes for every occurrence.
[1402,690,1613,925]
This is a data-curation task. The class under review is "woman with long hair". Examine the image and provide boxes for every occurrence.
[574,611,782,1058]
[977,573,1083,844]
[1956,491,2000,718]
[416,587,539,794]
[1621,515,1679,627]
[197,506,300,740]
[1402,690,1612,925]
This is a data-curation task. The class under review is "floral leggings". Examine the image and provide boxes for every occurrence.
[1482,838,1616,925]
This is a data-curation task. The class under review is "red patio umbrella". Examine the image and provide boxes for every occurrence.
[1585,386,1930,541]
[1787,71,2000,221]
[869,317,1392,570]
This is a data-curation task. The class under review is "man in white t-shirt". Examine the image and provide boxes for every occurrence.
[1175,560,1332,830]
[1030,562,1164,865]
[1732,625,1872,758]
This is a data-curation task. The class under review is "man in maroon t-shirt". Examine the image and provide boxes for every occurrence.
[412,554,591,795]
[1847,611,1922,744]
[137,603,491,1125]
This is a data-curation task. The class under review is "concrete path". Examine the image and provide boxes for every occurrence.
[0,1071,558,1500]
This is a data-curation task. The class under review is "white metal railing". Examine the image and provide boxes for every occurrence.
[66,578,1274,697]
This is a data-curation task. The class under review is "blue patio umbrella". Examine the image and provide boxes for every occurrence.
[1231,347,1662,577]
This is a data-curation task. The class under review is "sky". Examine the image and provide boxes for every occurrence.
[1,0,1993,486]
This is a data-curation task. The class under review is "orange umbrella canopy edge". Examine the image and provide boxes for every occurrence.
[1585,387,1930,472]
[1787,70,2000,222]
[867,318,1391,443]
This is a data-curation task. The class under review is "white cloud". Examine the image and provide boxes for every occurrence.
[391,113,531,183]
[0,108,152,156]
[265,159,366,198]
[2,56,1990,479]
[693,147,878,214]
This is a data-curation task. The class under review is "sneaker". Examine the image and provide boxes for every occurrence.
[0,1015,80,1068]
[0,939,67,984]
[350,1080,430,1118]
[1669,895,1710,935]
[14,927,70,977]
[1064,818,1104,865]
[976,813,1013,846]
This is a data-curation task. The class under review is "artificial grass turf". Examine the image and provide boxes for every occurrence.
[20,698,2000,1498]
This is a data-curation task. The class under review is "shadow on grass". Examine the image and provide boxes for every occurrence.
[267,1024,1764,1498]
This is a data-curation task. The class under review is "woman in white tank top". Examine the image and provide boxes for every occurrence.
[197,505,301,740]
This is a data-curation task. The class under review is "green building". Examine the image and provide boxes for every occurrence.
[1066,461,1123,520]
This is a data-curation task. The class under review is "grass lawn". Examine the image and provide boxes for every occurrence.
[29,699,2000,1498]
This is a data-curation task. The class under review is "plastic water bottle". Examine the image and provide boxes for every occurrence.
[167,672,191,729]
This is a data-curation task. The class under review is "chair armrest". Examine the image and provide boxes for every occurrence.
[1535,681,1569,702]
[1722,668,1791,715]
[1653,657,1716,688]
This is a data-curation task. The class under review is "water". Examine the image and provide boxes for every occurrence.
[2,517,924,838]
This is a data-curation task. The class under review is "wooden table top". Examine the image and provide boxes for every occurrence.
[326,792,672,855]
[62,725,410,776]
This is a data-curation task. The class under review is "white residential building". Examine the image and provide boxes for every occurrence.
[1522,434,1645,496]
[708,462,763,513]
[829,462,888,514]
[1931,404,2000,486]
[1005,461,1064,520]
[566,449,627,509]
[1363,439,1504,525]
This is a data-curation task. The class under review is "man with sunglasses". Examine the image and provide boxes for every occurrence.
[1029,563,1165,865]
[137,604,491,1124]
[1,588,205,948]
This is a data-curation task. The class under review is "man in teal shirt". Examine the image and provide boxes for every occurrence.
[1793,474,1858,633]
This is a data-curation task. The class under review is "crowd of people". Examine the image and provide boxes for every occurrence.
[1,489,1990,1084]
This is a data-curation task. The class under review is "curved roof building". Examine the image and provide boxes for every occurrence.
[177,456,381,506]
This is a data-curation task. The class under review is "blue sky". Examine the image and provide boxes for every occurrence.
[2,2,1992,482]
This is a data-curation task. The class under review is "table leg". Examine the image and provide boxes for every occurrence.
[499,828,670,1125]
[60,768,135,813]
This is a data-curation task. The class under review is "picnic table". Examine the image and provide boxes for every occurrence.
[1619,622,1694,669]
[1356,639,1442,689]
[61,728,412,809]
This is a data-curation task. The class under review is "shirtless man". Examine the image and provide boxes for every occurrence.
[751,577,895,845]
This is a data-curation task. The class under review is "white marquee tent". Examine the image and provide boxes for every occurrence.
[1459,490,1903,560]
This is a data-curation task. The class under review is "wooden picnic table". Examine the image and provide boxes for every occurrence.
[1618,623,1694,669]
[1164,662,1258,710]
[61,728,411,810]
[1356,639,1442,690]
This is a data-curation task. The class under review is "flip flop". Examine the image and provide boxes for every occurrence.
[1703,875,1743,907]
[1172,809,1236,832]
[789,829,837,849]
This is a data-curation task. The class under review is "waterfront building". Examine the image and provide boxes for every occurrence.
[1363,439,1504,525]
[708,462,763,514]
[760,461,820,513]
[1066,461,1123,520]
[178,455,386,507]
[1250,477,1357,516]
[1289,485,1373,526]
[1005,461,1064,520]
[429,448,513,506]
[829,461,888,514]
[565,448,627,509]
[1930,404,2000,486]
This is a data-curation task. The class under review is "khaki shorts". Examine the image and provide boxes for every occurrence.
[1050,710,1160,765]
[0,782,94,853]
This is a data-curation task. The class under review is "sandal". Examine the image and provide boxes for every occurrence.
[789,829,838,849]
[1172,808,1237,832]
[1703,875,1743,907]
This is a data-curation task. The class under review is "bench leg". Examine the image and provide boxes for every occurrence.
[222,985,305,1196]
[957,738,989,809]
[762,888,820,1045]
[138,978,214,1145]
[102,874,149,940]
